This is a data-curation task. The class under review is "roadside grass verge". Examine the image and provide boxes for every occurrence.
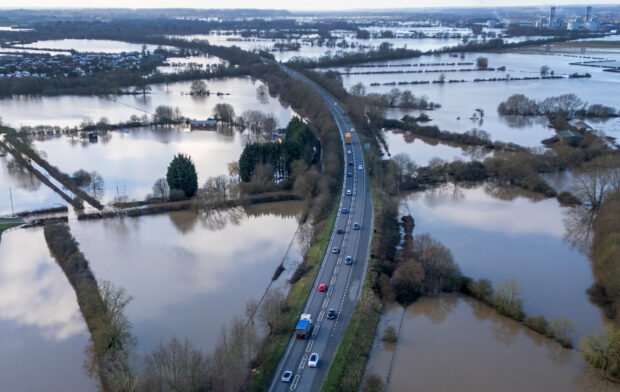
[252,203,338,390]
[321,186,383,392]
[0,223,20,243]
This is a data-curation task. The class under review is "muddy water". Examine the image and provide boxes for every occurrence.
[31,126,258,203]
[0,227,96,391]
[387,295,617,392]
[338,51,620,147]
[68,201,303,355]
[403,185,603,338]
[1,76,293,127]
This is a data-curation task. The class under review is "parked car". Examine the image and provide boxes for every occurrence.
[308,353,319,368]
[318,284,327,292]
[342,207,348,214]
[336,229,344,234]
[281,371,293,383]
[327,309,337,320]
[346,189,352,196]
[332,247,340,254]
[353,223,360,230]
[345,256,352,265]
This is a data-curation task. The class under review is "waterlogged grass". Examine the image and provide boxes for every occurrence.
[0,223,19,243]
[321,186,383,392]
[253,204,338,391]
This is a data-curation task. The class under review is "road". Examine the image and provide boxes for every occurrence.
[268,64,374,392]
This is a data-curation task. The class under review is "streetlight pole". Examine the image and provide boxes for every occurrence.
[9,186,14,216]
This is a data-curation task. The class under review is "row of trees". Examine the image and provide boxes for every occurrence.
[498,93,618,118]
[349,84,440,110]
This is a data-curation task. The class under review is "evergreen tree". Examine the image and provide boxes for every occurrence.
[166,154,198,198]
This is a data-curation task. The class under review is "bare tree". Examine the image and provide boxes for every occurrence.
[190,80,208,96]
[152,178,170,200]
[212,103,236,124]
[87,171,105,200]
[258,288,286,335]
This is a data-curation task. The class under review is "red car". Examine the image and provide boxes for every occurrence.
[336,229,343,234]
[318,284,327,292]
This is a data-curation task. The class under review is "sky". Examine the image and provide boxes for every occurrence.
[4,0,616,11]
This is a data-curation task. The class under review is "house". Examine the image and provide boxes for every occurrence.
[189,119,218,130]
[558,130,584,146]
[573,121,593,132]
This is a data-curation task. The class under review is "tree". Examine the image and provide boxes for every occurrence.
[362,374,385,392]
[540,65,550,76]
[476,56,489,70]
[258,288,286,335]
[166,154,198,198]
[151,177,169,200]
[152,105,175,124]
[580,325,620,379]
[392,259,424,305]
[86,171,105,200]
[72,169,92,187]
[349,82,366,97]
[190,80,208,96]
[212,103,236,124]
[548,317,575,347]
[492,279,525,320]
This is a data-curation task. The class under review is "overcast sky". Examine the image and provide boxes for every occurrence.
[3,0,613,11]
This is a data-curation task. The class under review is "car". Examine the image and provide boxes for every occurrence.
[336,229,343,234]
[348,161,353,166]
[345,256,352,265]
[318,284,327,292]
[346,190,352,196]
[353,223,360,230]
[332,247,340,254]
[347,150,351,154]
[358,164,363,170]
[281,371,293,383]
[342,207,348,214]
[308,353,319,368]
[347,172,353,177]
[327,309,337,320]
[351,128,355,132]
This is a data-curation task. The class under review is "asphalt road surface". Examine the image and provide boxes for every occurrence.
[267,65,374,392]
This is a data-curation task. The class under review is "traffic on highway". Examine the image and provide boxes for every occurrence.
[268,65,374,392]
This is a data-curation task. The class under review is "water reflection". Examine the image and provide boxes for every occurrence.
[388,295,618,392]
[0,227,95,391]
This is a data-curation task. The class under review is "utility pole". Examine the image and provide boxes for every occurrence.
[9,186,14,216]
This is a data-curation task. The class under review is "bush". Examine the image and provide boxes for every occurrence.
[382,325,397,343]
[168,188,186,202]
[524,315,549,335]
[467,278,493,302]
[362,374,385,392]
[492,279,525,321]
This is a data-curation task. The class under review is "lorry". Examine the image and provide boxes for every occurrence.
[345,132,352,145]
[295,313,313,339]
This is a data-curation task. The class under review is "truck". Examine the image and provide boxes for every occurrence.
[345,132,352,145]
[295,313,313,339]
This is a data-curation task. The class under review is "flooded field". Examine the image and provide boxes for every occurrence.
[379,296,618,392]
[68,201,303,355]
[0,227,95,391]
[403,184,604,338]
[1,76,292,127]
[20,39,166,53]
[338,51,620,147]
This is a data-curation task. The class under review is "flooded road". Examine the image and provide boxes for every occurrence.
[0,227,96,391]
[384,295,618,392]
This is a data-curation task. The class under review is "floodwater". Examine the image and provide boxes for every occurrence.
[0,227,96,391]
[403,184,604,339]
[20,39,167,53]
[1,76,293,127]
[0,152,64,215]
[68,201,303,355]
[338,51,620,147]
[32,126,262,203]
[382,295,618,392]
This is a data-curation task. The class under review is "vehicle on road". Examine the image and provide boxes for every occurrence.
[348,161,353,166]
[295,314,313,339]
[281,371,293,383]
[346,189,352,196]
[347,172,352,177]
[358,164,363,170]
[308,353,319,368]
[351,128,355,132]
[318,284,327,292]
[332,247,340,254]
[345,256,352,265]
[336,229,343,234]
[347,150,351,154]
[345,132,352,144]
[327,309,337,320]
[342,207,348,214]
[353,223,360,230]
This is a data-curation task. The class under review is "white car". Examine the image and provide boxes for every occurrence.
[308,353,319,368]
[281,371,293,382]
[347,150,351,154]
[358,164,363,170]
[346,189,352,196]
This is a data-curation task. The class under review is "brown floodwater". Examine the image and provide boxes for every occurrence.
[68,201,303,356]
[386,295,618,392]
[0,227,96,391]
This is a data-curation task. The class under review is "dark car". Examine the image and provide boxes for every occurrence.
[327,309,337,320]
[345,256,352,265]
[347,172,353,177]
[336,229,344,234]
[348,161,353,166]
[342,207,348,214]
[353,223,360,230]
[332,247,340,254]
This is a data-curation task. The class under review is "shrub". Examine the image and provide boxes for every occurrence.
[168,188,186,202]
[524,315,549,335]
[382,325,397,343]
[362,374,385,392]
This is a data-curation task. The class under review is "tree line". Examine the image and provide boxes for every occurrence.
[498,93,618,118]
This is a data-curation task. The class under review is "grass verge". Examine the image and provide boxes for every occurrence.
[0,223,20,243]
[252,203,338,390]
